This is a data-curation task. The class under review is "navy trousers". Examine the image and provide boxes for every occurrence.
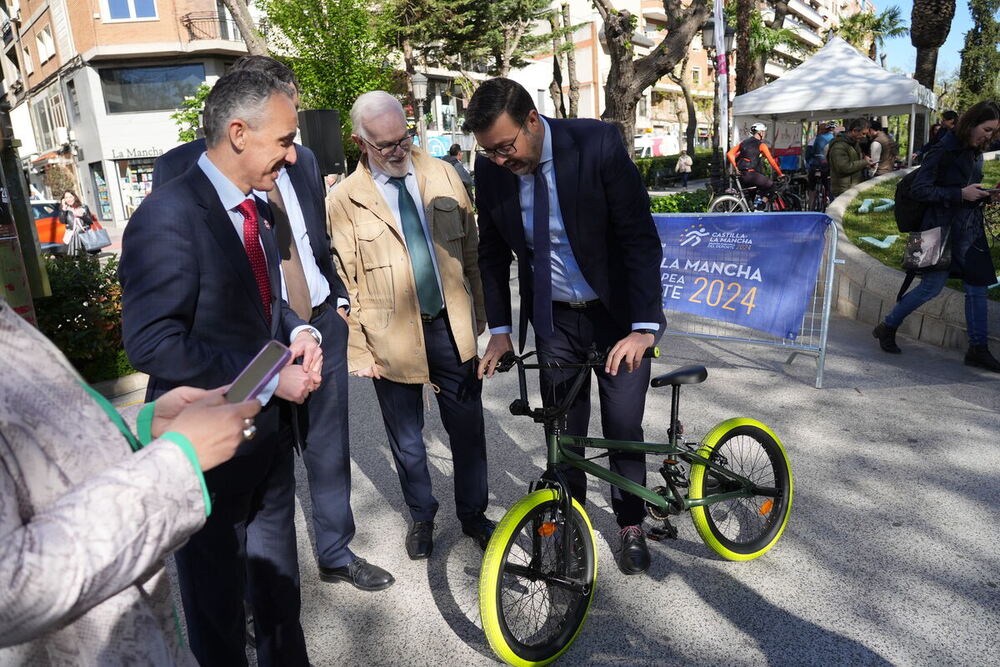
[372,313,488,523]
[298,305,357,568]
[537,302,651,527]
[174,432,308,667]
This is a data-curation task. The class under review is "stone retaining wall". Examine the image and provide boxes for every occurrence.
[827,153,1000,349]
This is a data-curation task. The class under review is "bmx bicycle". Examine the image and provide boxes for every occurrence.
[479,347,794,666]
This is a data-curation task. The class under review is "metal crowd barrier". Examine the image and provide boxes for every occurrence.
[658,216,839,389]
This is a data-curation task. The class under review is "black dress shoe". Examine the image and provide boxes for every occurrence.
[461,516,497,551]
[617,525,650,575]
[318,558,395,591]
[406,521,435,560]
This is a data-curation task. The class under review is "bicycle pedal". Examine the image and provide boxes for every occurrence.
[647,520,678,541]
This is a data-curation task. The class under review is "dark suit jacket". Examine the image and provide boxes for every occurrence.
[120,165,306,457]
[154,138,348,307]
[474,117,665,347]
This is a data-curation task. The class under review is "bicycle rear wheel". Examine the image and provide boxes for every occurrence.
[708,195,749,213]
[479,489,597,666]
[688,421,792,561]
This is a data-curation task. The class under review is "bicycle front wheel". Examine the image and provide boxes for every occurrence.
[479,489,597,666]
[688,421,793,561]
[708,195,749,213]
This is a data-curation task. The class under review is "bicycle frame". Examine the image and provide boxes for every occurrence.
[502,351,777,524]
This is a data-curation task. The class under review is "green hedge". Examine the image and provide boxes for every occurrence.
[649,188,711,213]
[636,149,714,188]
[34,255,136,383]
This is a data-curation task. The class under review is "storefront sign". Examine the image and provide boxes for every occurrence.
[109,147,165,160]
[653,213,829,340]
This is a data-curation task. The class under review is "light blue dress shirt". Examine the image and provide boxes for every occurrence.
[489,117,659,336]
[198,153,320,403]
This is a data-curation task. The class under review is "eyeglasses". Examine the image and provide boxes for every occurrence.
[362,128,415,157]
[476,124,523,159]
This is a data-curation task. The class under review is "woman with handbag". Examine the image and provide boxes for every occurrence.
[59,190,93,256]
[872,100,1000,371]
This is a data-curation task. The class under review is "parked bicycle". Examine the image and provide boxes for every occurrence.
[708,174,803,213]
[479,347,794,666]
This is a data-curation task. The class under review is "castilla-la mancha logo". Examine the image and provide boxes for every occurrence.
[680,224,753,250]
[680,224,710,247]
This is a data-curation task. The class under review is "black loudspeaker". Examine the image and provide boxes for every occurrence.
[298,109,346,175]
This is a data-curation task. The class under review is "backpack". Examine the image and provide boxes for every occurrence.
[893,169,924,233]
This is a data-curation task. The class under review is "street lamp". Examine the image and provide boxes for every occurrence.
[702,17,736,193]
[411,72,428,149]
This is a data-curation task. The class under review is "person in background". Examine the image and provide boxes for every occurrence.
[674,149,693,189]
[828,119,874,197]
[867,119,898,177]
[0,298,260,665]
[441,143,474,200]
[873,100,1000,372]
[727,122,784,201]
[806,122,837,208]
[59,190,93,255]
[914,110,959,161]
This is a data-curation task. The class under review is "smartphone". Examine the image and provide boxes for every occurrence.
[979,187,1000,193]
[225,341,292,403]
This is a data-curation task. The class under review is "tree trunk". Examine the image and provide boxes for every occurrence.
[668,59,697,152]
[914,47,939,90]
[221,0,268,56]
[748,0,789,91]
[563,4,579,118]
[735,0,753,95]
[548,14,565,118]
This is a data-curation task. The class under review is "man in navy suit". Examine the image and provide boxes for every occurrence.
[465,78,665,576]
[152,56,393,594]
[120,69,322,665]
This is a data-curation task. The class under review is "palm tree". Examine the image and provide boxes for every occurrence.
[910,0,956,90]
[836,6,908,61]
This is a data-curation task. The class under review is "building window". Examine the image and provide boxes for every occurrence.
[691,67,702,85]
[36,26,55,63]
[30,85,68,150]
[22,46,32,74]
[99,63,205,113]
[106,0,157,21]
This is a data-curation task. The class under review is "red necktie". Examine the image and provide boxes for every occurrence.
[236,199,272,324]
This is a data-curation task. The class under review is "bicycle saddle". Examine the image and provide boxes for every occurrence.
[650,365,708,387]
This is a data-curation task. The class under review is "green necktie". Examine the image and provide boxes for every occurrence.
[388,176,443,317]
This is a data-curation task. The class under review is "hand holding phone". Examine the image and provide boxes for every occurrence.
[225,341,292,403]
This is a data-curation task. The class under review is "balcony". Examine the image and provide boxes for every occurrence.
[180,12,242,42]
[787,0,826,28]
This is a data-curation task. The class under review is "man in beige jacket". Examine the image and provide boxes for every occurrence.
[327,91,492,560]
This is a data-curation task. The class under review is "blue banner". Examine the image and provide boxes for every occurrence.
[653,213,830,340]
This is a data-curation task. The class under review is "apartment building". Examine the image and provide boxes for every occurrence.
[0,0,246,226]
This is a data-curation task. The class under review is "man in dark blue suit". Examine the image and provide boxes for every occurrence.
[120,69,323,665]
[152,56,393,594]
[465,78,665,576]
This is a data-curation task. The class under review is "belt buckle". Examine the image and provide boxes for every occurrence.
[567,301,589,310]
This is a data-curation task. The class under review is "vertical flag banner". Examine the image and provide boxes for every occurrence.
[654,213,829,340]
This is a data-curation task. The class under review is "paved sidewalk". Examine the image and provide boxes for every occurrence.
[132,310,998,665]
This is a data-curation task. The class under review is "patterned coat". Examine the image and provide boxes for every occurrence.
[0,301,205,665]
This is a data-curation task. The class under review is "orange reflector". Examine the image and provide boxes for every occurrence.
[537,522,557,537]
[759,499,774,515]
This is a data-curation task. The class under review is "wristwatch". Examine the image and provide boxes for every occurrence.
[306,327,322,345]
[634,328,656,336]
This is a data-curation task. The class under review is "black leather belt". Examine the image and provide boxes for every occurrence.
[421,309,447,324]
[311,302,329,321]
[553,300,600,310]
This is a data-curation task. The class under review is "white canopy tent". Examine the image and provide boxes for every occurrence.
[732,37,937,166]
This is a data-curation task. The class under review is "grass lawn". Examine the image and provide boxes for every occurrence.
[840,159,1000,301]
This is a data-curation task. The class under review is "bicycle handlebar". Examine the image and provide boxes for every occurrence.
[496,346,660,373]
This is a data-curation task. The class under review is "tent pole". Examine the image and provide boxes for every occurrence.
[907,104,916,167]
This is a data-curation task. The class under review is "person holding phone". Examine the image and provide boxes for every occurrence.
[873,100,1000,372]
[0,299,260,664]
[58,190,93,256]
[119,69,320,666]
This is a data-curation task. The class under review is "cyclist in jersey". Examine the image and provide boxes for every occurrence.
[807,121,837,207]
[727,122,784,199]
